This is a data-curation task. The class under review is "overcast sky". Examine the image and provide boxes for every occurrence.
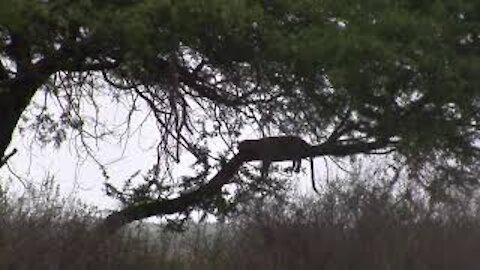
[1,90,164,210]
[0,90,334,212]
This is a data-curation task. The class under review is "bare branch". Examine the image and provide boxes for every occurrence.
[0,148,17,168]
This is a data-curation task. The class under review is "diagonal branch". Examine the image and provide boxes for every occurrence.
[178,66,246,106]
[99,137,396,234]
[152,57,251,107]
[100,153,248,234]
[0,148,17,169]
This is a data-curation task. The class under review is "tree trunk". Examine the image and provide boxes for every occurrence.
[0,83,38,162]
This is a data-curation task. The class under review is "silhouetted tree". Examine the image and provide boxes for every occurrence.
[0,0,479,232]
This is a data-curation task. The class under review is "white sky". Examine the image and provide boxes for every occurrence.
[0,91,328,212]
[1,90,167,210]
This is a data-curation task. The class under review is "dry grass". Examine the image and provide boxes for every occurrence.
[217,195,480,270]
[1,179,480,270]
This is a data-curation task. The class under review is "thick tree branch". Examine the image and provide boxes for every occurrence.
[0,73,52,159]
[311,139,395,157]
[100,138,395,234]
[64,60,119,72]
[0,51,60,159]
[178,66,247,106]
[100,153,248,234]
[150,57,249,107]
[0,30,120,159]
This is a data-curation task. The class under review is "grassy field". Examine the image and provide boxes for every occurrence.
[1,178,480,270]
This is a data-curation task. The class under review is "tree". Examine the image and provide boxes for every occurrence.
[1,0,479,232]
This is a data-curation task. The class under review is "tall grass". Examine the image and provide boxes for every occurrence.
[218,185,480,270]
[1,175,480,270]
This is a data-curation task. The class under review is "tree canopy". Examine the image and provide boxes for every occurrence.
[1,0,479,232]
